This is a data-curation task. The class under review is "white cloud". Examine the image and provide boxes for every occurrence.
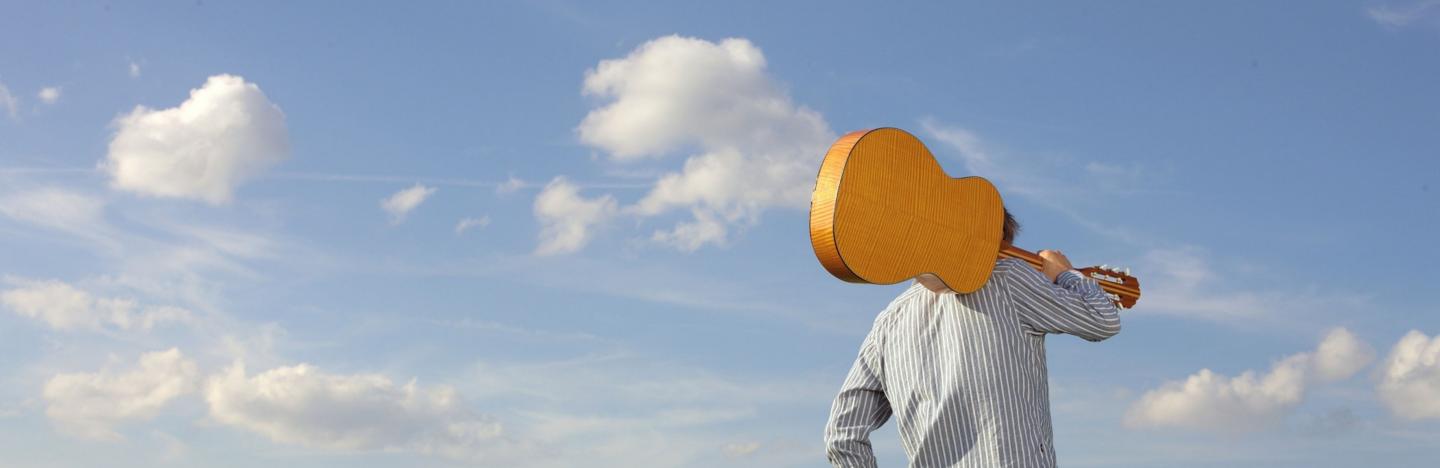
[534,177,617,255]
[204,363,503,459]
[0,82,18,119]
[1,277,192,331]
[650,208,727,251]
[1125,327,1373,432]
[380,183,437,225]
[455,216,491,234]
[562,35,834,252]
[129,61,142,78]
[38,86,61,104]
[1313,327,1377,382]
[1125,354,1310,432]
[102,74,290,204]
[1377,330,1440,419]
[43,348,198,440]
[1368,1,1440,27]
[496,175,526,194]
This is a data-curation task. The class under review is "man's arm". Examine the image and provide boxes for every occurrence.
[824,322,892,468]
[1006,251,1121,341]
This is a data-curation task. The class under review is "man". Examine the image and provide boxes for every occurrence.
[824,210,1120,467]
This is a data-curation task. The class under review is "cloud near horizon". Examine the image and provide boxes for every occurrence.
[43,348,198,440]
[204,362,505,460]
[1377,330,1440,420]
[1124,328,1375,432]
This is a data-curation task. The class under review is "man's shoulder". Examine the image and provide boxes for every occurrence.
[877,283,935,320]
[990,257,1040,285]
[993,257,1029,274]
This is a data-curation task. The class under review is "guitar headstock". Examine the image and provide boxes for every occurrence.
[1076,264,1141,310]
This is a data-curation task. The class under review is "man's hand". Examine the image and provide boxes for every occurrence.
[1038,249,1074,283]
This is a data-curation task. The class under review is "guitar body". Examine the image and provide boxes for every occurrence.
[810,128,1005,293]
[810,127,1142,309]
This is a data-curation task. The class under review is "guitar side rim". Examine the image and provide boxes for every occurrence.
[809,128,873,283]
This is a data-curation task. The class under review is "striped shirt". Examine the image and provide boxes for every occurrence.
[824,258,1121,468]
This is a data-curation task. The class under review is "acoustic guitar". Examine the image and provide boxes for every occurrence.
[809,127,1140,309]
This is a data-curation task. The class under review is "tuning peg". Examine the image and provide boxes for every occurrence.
[1123,267,1130,275]
[1100,264,1110,271]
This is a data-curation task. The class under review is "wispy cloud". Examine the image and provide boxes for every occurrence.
[0,167,649,190]
[426,317,602,344]
[0,82,19,120]
[0,184,324,344]
[2,277,193,331]
[1367,1,1440,27]
[496,175,526,194]
[455,216,491,234]
[380,183,436,225]
[1133,246,1370,326]
[271,171,648,190]
[0,187,111,245]
[919,120,1374,329]
[920,118,1153,243]
[456,351,833,467]
[363,251,865,334]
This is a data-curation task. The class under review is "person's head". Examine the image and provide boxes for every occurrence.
[1002,208,1020,247]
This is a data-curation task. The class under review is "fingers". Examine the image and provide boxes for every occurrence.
[1038,250,1073,271]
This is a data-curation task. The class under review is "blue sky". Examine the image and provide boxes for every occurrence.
[2,1,1439,467]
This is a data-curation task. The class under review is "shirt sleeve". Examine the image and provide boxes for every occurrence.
[824,316,893,468]
[1004,261,1122,342]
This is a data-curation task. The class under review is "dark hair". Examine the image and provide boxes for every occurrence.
[1002,208,1021,245]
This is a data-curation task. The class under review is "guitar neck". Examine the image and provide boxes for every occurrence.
[998,245,1140,306]
[998,245,1046,269]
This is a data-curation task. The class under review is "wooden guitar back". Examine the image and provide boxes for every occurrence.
[810,128,1005,293]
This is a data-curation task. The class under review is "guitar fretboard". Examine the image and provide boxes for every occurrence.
[998,246,1139,308]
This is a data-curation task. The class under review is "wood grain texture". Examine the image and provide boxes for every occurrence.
[809,130,866,283]
[810,128,1004,293]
